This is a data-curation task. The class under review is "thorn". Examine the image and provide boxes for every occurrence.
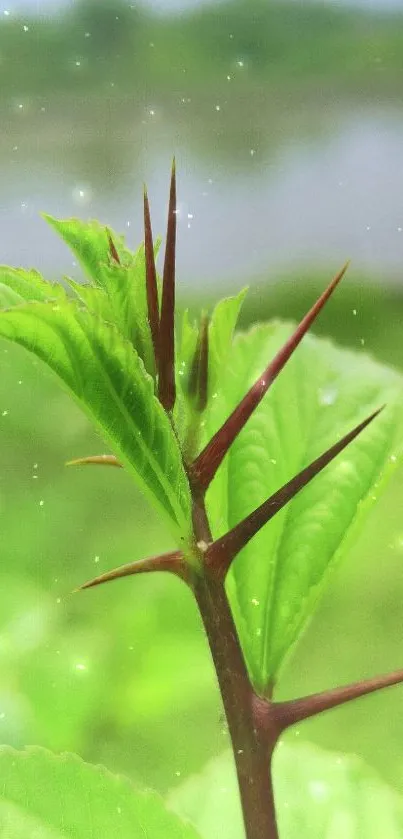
[206,407,383,577]
[273,668,403,732]
[76,549,188,591]
[107,231,121,264]
[158,159,177,412]
[143,185,160,370]
[66,455,123,468]
[191,262,349,492]
[188,315,209,413]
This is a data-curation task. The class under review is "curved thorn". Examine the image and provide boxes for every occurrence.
[274,668,403,732]
[107,231,121,264]
[191,262,350,492]
[206,406,383,577]
[66,455,123,468]
[76,550,187,591]
[144,185,160,370]
[158,159,177,412]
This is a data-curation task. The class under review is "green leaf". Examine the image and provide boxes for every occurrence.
[0,266,66,306]
[0,746,201,839]
[208,287,247,398]
[43,216,132,285]
[0,299,191,537]
[169,743,403,839]
[205,322,403,687]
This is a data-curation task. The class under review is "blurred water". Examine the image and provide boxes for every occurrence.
[1,94,403,289]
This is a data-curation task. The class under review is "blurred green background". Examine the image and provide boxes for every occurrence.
[1,0,403,808]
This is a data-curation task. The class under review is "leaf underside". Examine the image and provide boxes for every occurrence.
[204,322,403,687]
[0,746,201,839]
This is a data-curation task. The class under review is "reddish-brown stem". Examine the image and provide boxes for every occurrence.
[191,493,280,839]
[191,262,349,492]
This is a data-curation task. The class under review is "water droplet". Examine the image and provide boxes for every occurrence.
[56,597,61,604]
[117,806,122,815]
[2,410,8,416]
[39,499,44,507]
[352,308,357,315]
[237,60,244,67]
[23,24,29,32]
[360,338,365,346]
[390,454,397,463]
[251,598,260,607]
[75,662,87,672]
[215,104,221,111]
[175,770,181,777]
[33,463,38,470]
[94,555,100,564]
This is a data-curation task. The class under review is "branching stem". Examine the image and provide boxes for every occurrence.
[191,492,281,839]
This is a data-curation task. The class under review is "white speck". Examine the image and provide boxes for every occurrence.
[237,749,244,754]
[251,598,260,607]
[215,104,221,111]
[32,475,38,479]
[18,103,23,110]
[149,41,154,47]
[352,308,357,315]
[12,145,18,151]
[318,386,338,406]
[269,458,277,465]
[3,10,10,16]
[175,770,181,777]
[250,149,256,156]
[237,60,244,67]
[366,225,371,231]
[256,628,262,637]
[72,185,92,205]
[117,806,122,814]
[212,392,218,399]
[149,109,155,116]
[309,780,329,801]
[18,379,22,384]
[33,463,38,470]
[39,499,44,506]
[2,410,8,416]
[360,338,365,346]
[187,213,194,220]
[0,712,5,720]
[56,597,61,604]
[75,60,81,67]
[94,555,100,564]
[84,31,91,38]
[390,454,397,463]
[398,227,402,233]
[226,74,231,80]
[75,662,87,672]
[23,24,29,31]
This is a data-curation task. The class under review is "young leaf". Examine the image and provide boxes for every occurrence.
[43,215,132,285]
[0,266,66,306]
[0,746,201,839]
[169,744,403,839]
[0,300,192,537]
[205,322,403,688]
[208,287,247,399]
[44,216,160,376]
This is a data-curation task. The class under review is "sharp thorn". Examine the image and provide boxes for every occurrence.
[143,185,160,371]
[274,667,403,731]
[206,406,383,576]
[65,455,123,468]
[191,262,349,492]
[158,160,177,412]
[76,550,187,590]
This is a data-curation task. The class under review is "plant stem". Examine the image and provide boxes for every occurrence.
[191,494,280,839]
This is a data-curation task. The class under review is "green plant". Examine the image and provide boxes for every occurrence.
[1,164,403,837]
